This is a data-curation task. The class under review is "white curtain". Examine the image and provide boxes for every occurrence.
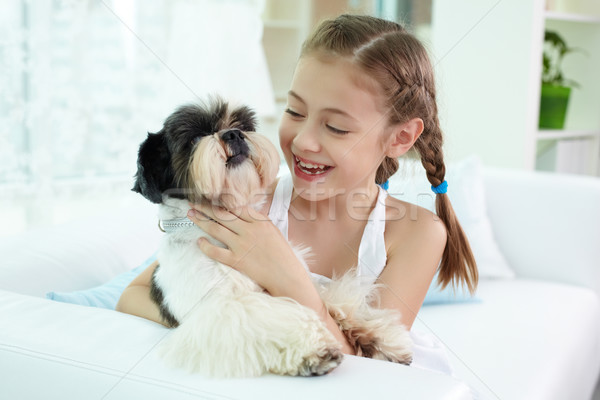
[162,0,274,114]
[0,0,274,233]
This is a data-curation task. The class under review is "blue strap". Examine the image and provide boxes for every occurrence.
[378,180,389,190]
[431,180,448,194]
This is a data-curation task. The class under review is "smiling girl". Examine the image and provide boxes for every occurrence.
[117,14,478,373]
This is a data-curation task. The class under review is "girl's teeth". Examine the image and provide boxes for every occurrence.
[301,162,325,169]
[295,156,329,175]
[295,157,326,169]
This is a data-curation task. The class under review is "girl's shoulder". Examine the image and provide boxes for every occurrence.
[383,195,447,253]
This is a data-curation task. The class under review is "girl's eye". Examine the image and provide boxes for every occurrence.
[326,125,349,135]
[285,108,303,118]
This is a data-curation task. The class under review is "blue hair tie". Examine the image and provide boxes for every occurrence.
[431,180,448,194]
[378,180,389,190]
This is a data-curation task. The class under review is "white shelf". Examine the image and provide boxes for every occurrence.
[538,129,600,140]
[545,11,600,24]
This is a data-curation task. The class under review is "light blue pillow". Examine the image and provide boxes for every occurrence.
[422,274,481,306]
[46,253,157,309]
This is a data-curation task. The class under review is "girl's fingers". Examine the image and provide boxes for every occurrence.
[188,209,236,243]
[230,204,269,223]
[189,199,227,221]
[188,201,266,233]
[197,238,235,267]
[189,200,238,223]
[188,201,237,229]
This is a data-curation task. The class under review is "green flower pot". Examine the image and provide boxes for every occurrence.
[539,84,571,129]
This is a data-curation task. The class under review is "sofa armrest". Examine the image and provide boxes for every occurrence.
[483,167,600,294]
[0,198,162,297]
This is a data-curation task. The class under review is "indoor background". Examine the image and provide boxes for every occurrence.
[1,0,599,236]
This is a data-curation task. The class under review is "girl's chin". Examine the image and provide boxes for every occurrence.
[293,186,336,203]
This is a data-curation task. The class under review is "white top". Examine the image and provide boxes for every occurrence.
[268,171,388,283]
[267,171,458,380]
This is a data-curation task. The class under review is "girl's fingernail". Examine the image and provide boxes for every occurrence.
[187,209,195,218]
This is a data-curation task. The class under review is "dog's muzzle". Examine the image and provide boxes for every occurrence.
[222,129,249,167]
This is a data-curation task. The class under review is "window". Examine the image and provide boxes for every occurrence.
[0,0,273,235]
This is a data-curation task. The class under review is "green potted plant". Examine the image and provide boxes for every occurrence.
[539,30,581,129]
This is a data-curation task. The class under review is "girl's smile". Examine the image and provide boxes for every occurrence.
[293,154,334,182]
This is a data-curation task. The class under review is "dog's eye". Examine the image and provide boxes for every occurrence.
[191,137,202,145]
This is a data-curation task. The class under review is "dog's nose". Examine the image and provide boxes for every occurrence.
[221,129,244,143]
[221,129,249,167]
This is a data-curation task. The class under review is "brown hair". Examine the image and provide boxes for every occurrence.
[301,15,478,293]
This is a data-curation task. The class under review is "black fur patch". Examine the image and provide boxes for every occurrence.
[132,131,177,203]
[227,104,256,132]
[150,264,180,328]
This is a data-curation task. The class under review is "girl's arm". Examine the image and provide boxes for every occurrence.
[115,260,167,326]
[188,203,356,355]
[376,204,447,330]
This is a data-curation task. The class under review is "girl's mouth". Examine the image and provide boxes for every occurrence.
[293,155,333,181]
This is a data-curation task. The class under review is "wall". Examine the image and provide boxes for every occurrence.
[431,0,541,169]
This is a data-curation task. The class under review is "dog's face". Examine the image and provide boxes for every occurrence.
[133,99,280,210]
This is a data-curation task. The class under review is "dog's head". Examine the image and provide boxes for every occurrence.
[132,98,280,210]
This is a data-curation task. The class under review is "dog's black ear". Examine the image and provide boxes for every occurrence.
[132,131,175,204]
[229,105,257,132]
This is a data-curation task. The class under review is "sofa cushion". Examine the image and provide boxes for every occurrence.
[413,279,600,400]
[0,290,475,399]
[0,199,162,297]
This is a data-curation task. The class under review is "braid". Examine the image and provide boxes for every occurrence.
[375,156,399,184]
[414,120,478,293]
[413,124,445,187]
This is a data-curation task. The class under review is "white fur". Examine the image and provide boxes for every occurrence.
[152,128,412,378]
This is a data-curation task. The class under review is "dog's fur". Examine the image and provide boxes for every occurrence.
[132,98,413,378]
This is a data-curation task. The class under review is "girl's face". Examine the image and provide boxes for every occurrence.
[279,55,391,201]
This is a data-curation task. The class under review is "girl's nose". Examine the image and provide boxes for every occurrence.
[292,123,321,153]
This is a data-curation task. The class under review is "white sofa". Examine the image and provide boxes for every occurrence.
[1,161,599,400]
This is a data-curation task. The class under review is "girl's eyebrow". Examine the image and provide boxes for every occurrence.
[288,90,358,122]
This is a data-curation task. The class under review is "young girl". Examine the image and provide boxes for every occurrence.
[117,14,477,372]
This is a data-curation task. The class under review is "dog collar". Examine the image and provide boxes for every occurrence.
[158,218,196,233]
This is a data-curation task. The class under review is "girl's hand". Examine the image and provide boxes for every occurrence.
[187,201,310,297]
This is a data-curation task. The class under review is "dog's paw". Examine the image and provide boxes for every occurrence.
[373,347,413,365]
[353,327,413,366]
[297,345,344,376]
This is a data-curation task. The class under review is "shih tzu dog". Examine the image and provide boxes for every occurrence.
[132,97,412,378]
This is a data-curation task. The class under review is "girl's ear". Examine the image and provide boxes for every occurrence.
[384,118,424,158]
